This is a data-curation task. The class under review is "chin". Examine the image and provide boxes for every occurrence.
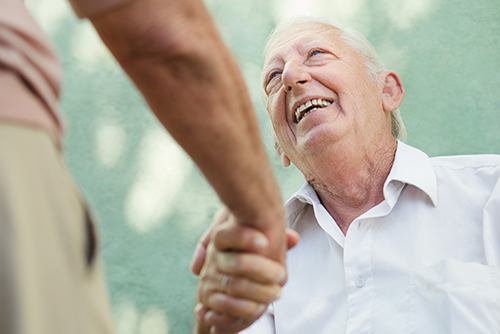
[298,127,344,152]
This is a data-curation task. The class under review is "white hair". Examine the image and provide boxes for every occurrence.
[263,16,407,149]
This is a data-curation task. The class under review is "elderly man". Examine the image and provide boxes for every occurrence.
[193,19,500,334]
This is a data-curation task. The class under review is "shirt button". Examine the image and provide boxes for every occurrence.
[356,278,365,288]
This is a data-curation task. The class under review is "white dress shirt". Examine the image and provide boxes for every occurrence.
[241,141,500,334]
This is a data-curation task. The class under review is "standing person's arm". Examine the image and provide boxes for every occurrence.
[83,1,287,332]
[87,0,286,259]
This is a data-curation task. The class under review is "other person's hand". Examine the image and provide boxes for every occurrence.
[191,208,299,333]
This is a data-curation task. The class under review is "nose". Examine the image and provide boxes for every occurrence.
[282,61,311,92]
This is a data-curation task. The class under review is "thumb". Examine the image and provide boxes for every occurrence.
[286,229,300,250]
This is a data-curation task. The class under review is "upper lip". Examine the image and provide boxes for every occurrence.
[292,97,333,123]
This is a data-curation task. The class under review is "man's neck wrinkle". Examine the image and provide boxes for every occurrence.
[312,181,380,235]
[309,139,397,235]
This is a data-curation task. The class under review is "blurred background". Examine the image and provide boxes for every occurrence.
[24,0,500,333]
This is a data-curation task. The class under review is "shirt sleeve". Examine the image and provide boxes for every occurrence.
[239,307,276,334]
[68,0,135,19]
[0,0,64,143]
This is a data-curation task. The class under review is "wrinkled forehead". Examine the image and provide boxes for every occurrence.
[264,22,343,66]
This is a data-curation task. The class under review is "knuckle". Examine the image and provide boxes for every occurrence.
[226,254,244,274]
[212,226,226,244]
[234,257,246,273]
[217,253,238,273]
[199,269,209,280]
[198,271,212,285]
[227,277,247,296]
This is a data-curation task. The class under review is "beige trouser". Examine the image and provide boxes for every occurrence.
[0,123,114,333]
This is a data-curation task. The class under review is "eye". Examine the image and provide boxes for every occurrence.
[264,70,282,94]
[267,70,282,84]
[269,71,281,80]
[309,49,323,57]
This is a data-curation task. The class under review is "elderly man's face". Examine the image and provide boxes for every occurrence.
[262,22,386,169]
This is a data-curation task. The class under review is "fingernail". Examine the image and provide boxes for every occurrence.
[204,310,215,322]
[274,288,282,300]
[275,269,286,283]
[254,236,268,250]
[194,304,203,319]
[210,326,216,334]
[256,304,267,313]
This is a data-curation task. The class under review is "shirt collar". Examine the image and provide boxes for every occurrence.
[284,141,438,227]
[284,183,318,228]
[385,141,438,207]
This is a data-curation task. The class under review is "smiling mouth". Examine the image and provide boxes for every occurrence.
[295,99,333,123]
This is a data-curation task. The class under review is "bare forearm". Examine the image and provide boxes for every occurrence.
[90,0,286,261]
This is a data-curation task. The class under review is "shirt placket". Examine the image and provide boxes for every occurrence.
[344,218,374,334]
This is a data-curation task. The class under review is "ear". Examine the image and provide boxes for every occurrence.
[379,71,405,112]
[274,141,291,167]
[279,151,291,168]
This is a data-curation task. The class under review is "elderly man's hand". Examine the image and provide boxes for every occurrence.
[191,208,299,334]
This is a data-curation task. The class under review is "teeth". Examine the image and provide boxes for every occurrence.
[295,99,332,122]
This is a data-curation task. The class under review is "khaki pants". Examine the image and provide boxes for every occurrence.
[0,123,114,333]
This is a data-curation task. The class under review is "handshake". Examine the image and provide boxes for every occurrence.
[190,208,299,334]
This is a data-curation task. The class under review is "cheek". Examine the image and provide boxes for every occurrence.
[267,104,290,146]
[267,96,285,125]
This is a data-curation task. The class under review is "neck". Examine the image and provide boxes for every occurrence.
[306,137,397,235]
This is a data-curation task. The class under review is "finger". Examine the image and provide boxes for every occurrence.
[286,229,300,250]
[197,271,280,311]
[190,242,208,276]
[194,304,213,334]
[207,304,267,334]
[205,293,267,318]
[209,314,260,334]
[194,303,209,321]
[216,252,286,285]
[190,207,230,275]
[221,274,282,303]
[203,310,242,328]
[212,220,269,254]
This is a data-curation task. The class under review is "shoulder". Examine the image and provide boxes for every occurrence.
[430,154,500,190]
[430,154,500,171]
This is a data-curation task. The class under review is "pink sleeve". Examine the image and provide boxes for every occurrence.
[0,0,64,144]
[68,0,135,19]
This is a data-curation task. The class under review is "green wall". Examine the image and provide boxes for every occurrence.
[25,0,500,333]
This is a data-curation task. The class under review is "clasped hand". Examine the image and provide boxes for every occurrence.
[190,208,299,334]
